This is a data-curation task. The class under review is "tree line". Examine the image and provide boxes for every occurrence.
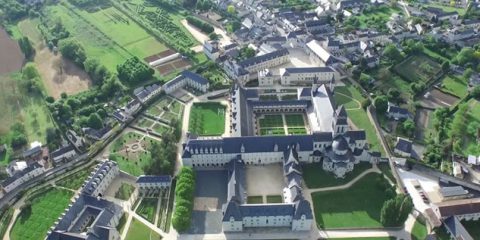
[172,167,195,232]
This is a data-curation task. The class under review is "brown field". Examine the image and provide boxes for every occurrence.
[35,48,92,98]
[156,64,175,76]
[143,49,175,63]
[17,19,92,99]
[414,108,433,142]
[419,89,459,108]
[0,28,24,74]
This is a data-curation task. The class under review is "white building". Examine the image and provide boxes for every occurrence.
[50,145,77,165]
[276,67,338,86]
[306,40,338,66]
[6,161,27,177]
[82,160,119,197]
[1,162,45,193]
[163,70,210,94]
[136,175,172,197]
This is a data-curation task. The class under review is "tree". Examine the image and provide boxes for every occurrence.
[10,123,27,149]
[84,58,109,85]
[361,99,371,110]
[182,0,197,8]
[172,166,195,232]
[471,86,480,99]
[383,44,403,63]
[209,32,219,40]
[227,5,235,15]
[18,37,34,59]
[237,46,255,61]
[380,194,413,227]
[402,119,415,137]
[455,47,478,66]
[464,68,473,80]
[441,61,450,72]
[58,38,86,67]
[117,57,154,83]
[87,113,103,129]
[374,95,389,113]
[387,89,401,103]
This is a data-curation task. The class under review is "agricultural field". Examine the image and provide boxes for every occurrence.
[125,219,162,240]
[311,173,391,228]
[136,197,158,223]
[303,162,372,188]
[334,84,384,154]
[109,131,159,176]
[393,54,442,83]
[10,188,74,240]
[0,28,24,75]
[440,75,468,98]
[189,102,226,136]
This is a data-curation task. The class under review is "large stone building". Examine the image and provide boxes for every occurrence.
[182,84,375,178]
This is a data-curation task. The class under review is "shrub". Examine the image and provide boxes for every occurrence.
[186,16,214,34]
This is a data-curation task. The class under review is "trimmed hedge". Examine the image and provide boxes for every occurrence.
[172,167,195,232]
[186,16,214,34]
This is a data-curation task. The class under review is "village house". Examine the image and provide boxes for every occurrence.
[394,137,412,158]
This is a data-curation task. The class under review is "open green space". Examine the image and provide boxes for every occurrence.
[136,197,158,223]
[285,114,305,127]
[393,54,442,83]
[462,220,480,238]
[303,162,372,189]
[55,168,91,190]
[189,102,226,136]
[125,218,162,240]
[135,117,155,129]
[411,219,428,240]
[115,183,136,200]
[334,85,384,154]
[427,3,466,16]
[440,75,468,98]
[259,114,284,128]
[287,127,307,135]
[266,195,283,203]
[247,196,263,204]
[260,128,286,136]
[110,132,158,176]
[153,123,171,135]
[356,6,402,29]
[464,99,480,155]
[11,188,74,240]
[378,163,395,183]
[311,173,391,228]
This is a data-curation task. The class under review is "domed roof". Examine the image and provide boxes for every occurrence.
[332,136,348,151]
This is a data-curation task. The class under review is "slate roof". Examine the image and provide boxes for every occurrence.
[332,135,349,151]
[436,198,480,218]
[282,67,334,76]
[82,160,117,196]
[239,204,295,217]
[387,104,410,116]
[444,216,473,240]
[51,145,76,159]
[238,48,289,68]
[395,138,412,154]
[1,162,43,187]
[293,200,313,220]
[22,146,42,158]
[137,175,171,184]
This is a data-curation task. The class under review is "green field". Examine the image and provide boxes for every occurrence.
[189,102,226,136]
[440,75,468,98]
[411,219,428,240]
[125,219,162,240]
[11,188,74,240]
[136,197,158,223]
[247,196,263,204]
[303,162,372,189]
[334,84,384,154]
[356,6,402,29]
[464,99,480,155]
[266,195,283,203]
[311,173,391,229]
[393,54,442,83]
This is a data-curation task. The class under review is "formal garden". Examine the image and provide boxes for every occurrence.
[393,54,442,83]
[115,183,136,200]
[188,102,226,136]
[247,196,263,204]
[136,197,158,223]
[311,173,401,229]
[10,188,74,240]
[258,114,285,136]
[125,219,162,240]
[109,131,159,176]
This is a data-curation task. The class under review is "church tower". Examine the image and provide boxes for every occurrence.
[332,105,348,136]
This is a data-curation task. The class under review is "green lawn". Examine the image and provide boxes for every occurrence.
[136,198,158,223]
[285,114,305,127]
[440,75,468,98]
[303,162,372,189]
[135,117,155,129]
[378,163,395,183]
[287,127,307,135]
[266,195,283,203]
[461,220,480,238]
[115,183,136,200]
[11,188,74,240]
[464,99,480,155]
[259,114,284,128]
[110,132,158,176]
[355,6,402,29]
[247,196,263,204]
[427,3,466,16]
[125,219,162,240]
[348,109,384,155]
[411,219,428,240]
[189,102,226,136]
[55,168,91,190]
[311,173,392,229]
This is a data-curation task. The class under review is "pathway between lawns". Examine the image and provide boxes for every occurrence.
[306,167,381,194]
[335,92,362,110]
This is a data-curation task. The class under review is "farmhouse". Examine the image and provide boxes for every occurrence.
[163,70,209,94]
[182,84,376,179]
[50,145,77,166]
[136,175,172,197]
